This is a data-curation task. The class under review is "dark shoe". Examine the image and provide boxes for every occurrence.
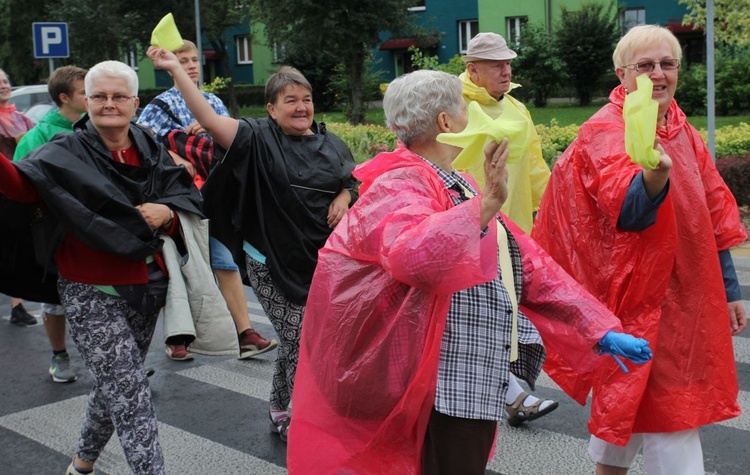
[505,392,559,427]
[269,413,290,443]
[145,367,155,377]
[67,461,95,474]
[10,304,37,326]
[165,343,194,361]
[238,329,278,360]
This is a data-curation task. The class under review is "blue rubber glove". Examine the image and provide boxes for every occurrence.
[598,330,653,373]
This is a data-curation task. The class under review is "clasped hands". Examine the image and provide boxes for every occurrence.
[597,330,653,373]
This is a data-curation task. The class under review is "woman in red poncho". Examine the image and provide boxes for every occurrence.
[532,25,747,475]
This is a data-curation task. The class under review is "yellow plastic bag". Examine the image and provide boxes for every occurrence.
[437,101,529,190]
[151,13,184,51]
[623,74,660,170]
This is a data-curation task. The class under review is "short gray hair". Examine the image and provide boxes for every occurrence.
[85,60,138,96]
[384,70,463,147]
[613,25,682,70]
[265,66,312,105]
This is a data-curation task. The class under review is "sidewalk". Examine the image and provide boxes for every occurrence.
[732,240,750,259]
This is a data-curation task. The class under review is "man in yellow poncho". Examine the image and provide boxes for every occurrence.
[460,32,555,426]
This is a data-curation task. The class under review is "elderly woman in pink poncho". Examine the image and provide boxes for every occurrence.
[287,70,652,475]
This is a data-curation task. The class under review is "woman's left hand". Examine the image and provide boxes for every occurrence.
[137,202,173,229]
[728,300,747,335]
[327,190,351,228]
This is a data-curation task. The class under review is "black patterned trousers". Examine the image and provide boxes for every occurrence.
[246,256,305,412]
[59,278,165,475]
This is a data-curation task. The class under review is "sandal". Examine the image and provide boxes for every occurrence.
[269,413,291,443]
[505,391,559,427]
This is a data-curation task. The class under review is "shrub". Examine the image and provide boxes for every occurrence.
[697,123,750,158]
[514,23,566,108]
[677,47,750,116]
[535,120,580,167]
[326,122,397,163]
[716,154,750,206]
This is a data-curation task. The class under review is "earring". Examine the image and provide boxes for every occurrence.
[624,86,629,93]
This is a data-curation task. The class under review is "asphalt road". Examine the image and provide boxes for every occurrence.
[2,251,750,474]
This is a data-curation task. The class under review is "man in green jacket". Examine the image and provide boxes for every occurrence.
[13,65,87,383]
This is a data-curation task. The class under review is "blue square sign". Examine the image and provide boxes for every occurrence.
[33,22,69,58]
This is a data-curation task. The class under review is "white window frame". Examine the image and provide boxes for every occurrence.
[458,20,479,54]
[506,16,527,45]
[408,1,425,12]
[273,41,286,63]
[124,47,139,71]
[235,36,253,65]
[621,8,646,34]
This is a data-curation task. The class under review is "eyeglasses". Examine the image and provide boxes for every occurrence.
[623,59,681,73]
[88,94,135,105]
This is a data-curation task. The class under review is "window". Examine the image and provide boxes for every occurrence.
[621,8,646,34]
[236,36,252,65]
[506,16,527,45]
[408,1,425,12]
[458,20,479,54]
[273,41,286,63]
[124,46,139,71]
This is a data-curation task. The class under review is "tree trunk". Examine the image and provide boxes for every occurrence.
[346,51,366,125]
[211,39,239,118]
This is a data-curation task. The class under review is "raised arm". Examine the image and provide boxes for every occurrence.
[147,46,238,150]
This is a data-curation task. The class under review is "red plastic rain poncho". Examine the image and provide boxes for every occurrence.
[288,144,624,474]
[533,86,747,446]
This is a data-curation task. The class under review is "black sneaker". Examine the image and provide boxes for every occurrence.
[10,304,37,326]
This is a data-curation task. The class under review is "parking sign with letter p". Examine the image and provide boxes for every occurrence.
[32,22,69,58]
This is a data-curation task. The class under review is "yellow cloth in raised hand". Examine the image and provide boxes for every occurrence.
[151,13,184,51]
[623,74,660,170]
[437,101,526,191]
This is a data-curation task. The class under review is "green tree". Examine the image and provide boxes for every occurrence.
[0,0,56,85]
[555,2,619,106]
[680,0,750,48]
[409,47,465,76]
[249,0,417,124]
[200,0,252,118]
[513,23,566,108]
[45,0,193,69]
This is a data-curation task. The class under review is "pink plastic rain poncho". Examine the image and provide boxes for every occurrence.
[533,85,747,446]
[288,144,624,474]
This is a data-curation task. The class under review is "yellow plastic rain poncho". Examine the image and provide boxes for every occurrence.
[459,72,550,233]
[151,13,184,51]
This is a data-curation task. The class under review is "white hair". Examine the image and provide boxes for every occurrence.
[384,70,463,147]
[85,60,138,96]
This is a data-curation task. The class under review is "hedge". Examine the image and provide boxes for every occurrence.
[328,120,750,206]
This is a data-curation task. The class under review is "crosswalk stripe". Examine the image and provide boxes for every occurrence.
[177,360,273,400]
[0,395,286,474]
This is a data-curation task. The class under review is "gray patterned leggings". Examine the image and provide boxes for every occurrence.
[59,278,164,475]
[246,256,305,411]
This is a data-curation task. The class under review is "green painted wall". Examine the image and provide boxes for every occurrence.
[137,54,155,90]
[478,0,615,37]
[249,23,277,86]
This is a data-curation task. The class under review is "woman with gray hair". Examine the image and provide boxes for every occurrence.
[286,69,651,474]
[0,60,203,474]
[147,47,358,443]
